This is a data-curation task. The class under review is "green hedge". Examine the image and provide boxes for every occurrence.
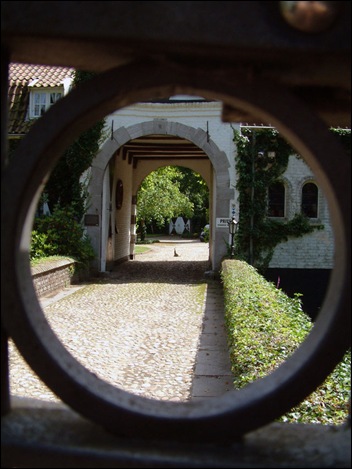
[221,259,350,425]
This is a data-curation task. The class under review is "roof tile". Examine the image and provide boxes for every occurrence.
[9,63,74,88]
[8,63,74,135]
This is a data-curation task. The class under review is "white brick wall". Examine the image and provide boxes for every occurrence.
[106,101,238,193]
[97,100,334,270]
[269,156,334,269]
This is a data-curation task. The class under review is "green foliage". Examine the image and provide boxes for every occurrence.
[31,205,95,268]
[221,259,351,425]
[137,222,147,241]
[281,350,351,424]
[137,166,209,235]
[134,245,151,254]
[44,70,106,222]
[30,255,71,267]
[29,71,106,271]
[233,127,324,273]
[9,72,106,222]
[137,166,195,230]
[245,213,323,272]
[8,72,103,270]
[30,231,56,259]
[176,166,209,232]
[201,225,210,242]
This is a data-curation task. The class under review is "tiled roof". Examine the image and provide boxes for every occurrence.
[9,63,74,88]
[8,63,74,135]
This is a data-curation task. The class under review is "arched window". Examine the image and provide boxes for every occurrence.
[301,182,318,218]
[268,182,285,217]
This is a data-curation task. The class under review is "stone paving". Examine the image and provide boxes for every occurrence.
[8,238,234,404]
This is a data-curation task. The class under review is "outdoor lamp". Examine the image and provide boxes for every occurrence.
[228,211,238,259]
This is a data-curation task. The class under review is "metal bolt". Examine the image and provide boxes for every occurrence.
[279,1,340,33]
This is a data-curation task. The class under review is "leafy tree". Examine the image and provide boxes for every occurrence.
[137,166,195,233]
[176,166,209,232]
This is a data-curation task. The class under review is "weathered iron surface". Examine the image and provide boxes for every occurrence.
[1,1,350,467]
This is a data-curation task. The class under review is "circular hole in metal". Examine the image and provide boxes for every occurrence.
[2,62,350,442]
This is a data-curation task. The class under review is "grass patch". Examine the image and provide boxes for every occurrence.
[30,255,74,267]
[134,245,152,254]
[221,259,351,425]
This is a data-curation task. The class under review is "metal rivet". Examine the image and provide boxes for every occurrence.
[279,1,340,33]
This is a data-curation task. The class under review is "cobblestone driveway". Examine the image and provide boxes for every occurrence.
[9,239,213,403]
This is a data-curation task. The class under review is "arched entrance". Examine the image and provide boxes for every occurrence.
[88,120,235,273]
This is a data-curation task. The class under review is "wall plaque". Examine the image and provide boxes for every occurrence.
[84,214,99,226]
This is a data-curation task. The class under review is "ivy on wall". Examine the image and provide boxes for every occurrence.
[233,127,324,273]
[44,71,106,222]
[8,71,107,223]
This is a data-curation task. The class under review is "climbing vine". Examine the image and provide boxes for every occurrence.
[8,71,107,222]
[44,71,107,222]
[233,127,324,273]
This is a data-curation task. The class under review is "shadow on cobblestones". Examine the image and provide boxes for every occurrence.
[9,240,232,403]
[100,239,213,284]
[108,259,212,283]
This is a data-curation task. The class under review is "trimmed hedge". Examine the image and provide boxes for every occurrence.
[221,259,350,425]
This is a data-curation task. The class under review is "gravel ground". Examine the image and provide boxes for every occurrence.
[9,239,212,403]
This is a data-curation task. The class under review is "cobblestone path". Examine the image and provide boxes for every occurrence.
[9,239,217,403]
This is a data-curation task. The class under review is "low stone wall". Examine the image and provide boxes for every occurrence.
[31,257,78,298]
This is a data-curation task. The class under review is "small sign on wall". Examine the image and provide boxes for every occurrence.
[84,214,99,226]
[216,217,232,228]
